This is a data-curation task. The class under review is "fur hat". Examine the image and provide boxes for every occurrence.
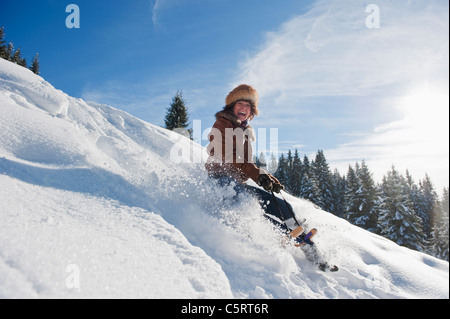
[225,84,259,116]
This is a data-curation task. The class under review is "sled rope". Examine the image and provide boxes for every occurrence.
[270,190,302,228]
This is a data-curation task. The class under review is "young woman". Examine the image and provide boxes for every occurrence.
[205,84,282,192]
[205,91,339,271]
[204,84,303,229]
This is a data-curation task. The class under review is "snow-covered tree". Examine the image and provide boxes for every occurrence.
[431,212,449,261]
[299,171,322,207]
[296,154,322,207]
[30,53,40,75]
[11,47,27,67]
[357,161,378,231]
[312,150,334,212]
[344,161,378,231]
[430,188,449,261]
[283,150,294,193]
[267,152,278,175]
[254,152,267,172]
[288,149,302,196]
[418,175,439,237]
[344,165,361,221]
[377,166,426,251]
[330,168,346,218]
[274,154,289,187]
[5,43,14,61]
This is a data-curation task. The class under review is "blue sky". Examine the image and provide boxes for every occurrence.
[1,0,449,191]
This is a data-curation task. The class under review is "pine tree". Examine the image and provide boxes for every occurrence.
[30,53,40,75]
[5,43,14,60]
[418,174,439,237]
[378,166,426,251]
[301,155,311,178]
[267,152,278,175]
[299,171,322,206]
[0,27,13,61]
[406,170,420,205]
[0,26,7,60]
[430,188,449,261]
[331,168,346,218]
[313,150,334,212]
[0,27,38,72]
[274,154,288,187]
[406,172,428,237]
[284,150,293,192]
[164,91,192,139]
[432,215,449,261]
[355,160,378,231]
[298,155,322,207]
[443,188,449,216]
[289,149,302,196]
[11,47,27,67]
[255,152,267,171]
[344,164,361,223]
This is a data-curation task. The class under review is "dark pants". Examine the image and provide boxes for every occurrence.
[211,176,298,231]
[245,185,299,231]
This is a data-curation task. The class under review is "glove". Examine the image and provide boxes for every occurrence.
[269,174,285,193]
[272,181,284,193]
[257,174,273,191]
[258,174,285,193]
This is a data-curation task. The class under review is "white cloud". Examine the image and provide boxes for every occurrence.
[236,0,449,190]
[238,0,448,101]
[150,0,161,28]
[149,0,190,31]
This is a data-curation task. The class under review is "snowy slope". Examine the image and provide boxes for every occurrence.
[0,58,448,299]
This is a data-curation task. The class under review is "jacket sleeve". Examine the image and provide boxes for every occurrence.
[234,159,263,184]
[209,117,264,183]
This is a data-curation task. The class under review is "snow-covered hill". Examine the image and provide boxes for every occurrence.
[0,58,448,299]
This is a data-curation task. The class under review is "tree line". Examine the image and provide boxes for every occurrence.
[257,149,449,261]
[0,26,40,75]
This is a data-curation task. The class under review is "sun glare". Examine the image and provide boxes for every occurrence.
[397,88,449,125]
[393,87,450,164]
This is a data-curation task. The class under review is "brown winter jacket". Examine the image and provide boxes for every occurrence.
[205,109,263,184]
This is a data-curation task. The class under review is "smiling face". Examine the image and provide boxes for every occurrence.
[233,100,252,122]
